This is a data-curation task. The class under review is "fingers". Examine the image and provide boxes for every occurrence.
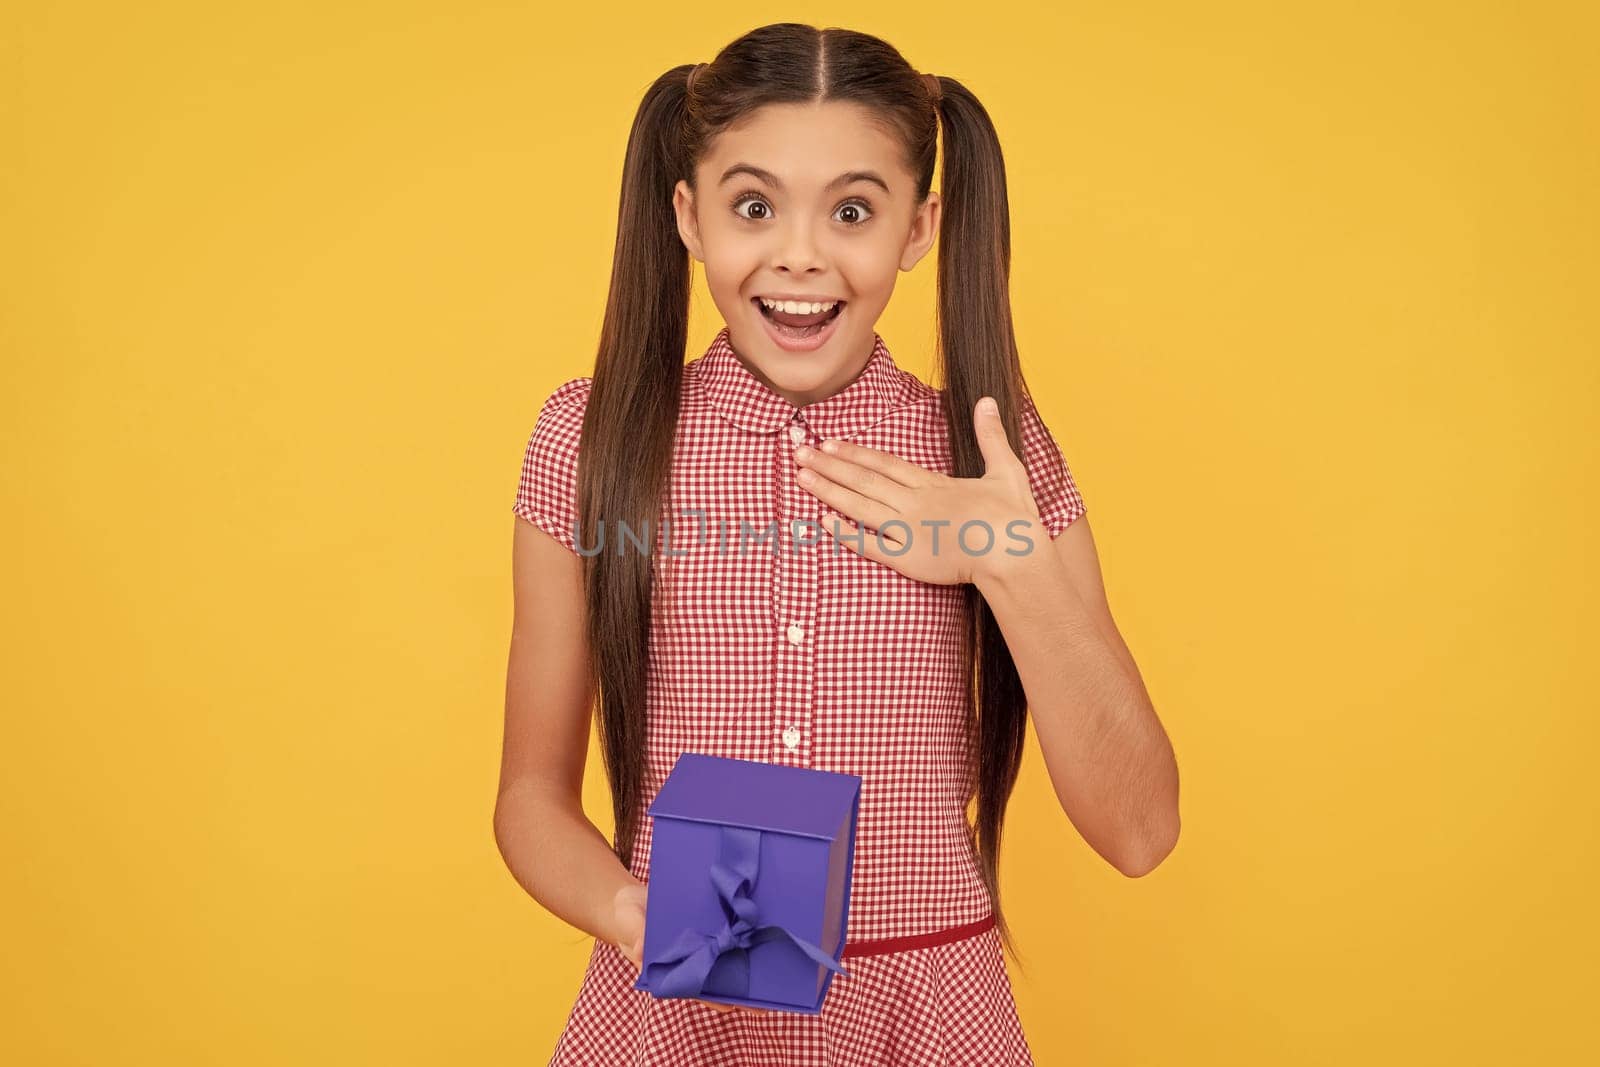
[820,515,893,565]
[798,469,903,536]
[973,395,1024,475]
[810,439,933,489]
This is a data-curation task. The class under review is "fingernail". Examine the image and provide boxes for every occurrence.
[979,396,998,415]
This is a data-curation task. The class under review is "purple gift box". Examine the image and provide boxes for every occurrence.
[632,752,862,1014]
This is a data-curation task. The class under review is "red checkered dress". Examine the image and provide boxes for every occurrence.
[514,326,1086,1066]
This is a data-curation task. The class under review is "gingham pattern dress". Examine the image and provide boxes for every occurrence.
[514,326,1086,1066]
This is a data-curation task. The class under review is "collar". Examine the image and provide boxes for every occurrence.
[689,325,909,440]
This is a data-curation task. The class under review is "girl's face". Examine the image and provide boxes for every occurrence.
[673,101,940,408]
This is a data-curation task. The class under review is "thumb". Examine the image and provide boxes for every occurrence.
[973,396,1021,475]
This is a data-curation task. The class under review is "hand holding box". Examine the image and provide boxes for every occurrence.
[632,753,863,1014]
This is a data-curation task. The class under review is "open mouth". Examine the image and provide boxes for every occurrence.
[752,297,846,343]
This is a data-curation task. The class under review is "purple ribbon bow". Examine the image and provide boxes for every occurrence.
[642,826,849,1001]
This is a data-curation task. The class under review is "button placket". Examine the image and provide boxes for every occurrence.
[773,415,818,766]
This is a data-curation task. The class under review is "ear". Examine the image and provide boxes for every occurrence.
[899,190,940,272]
[673,180,705,263]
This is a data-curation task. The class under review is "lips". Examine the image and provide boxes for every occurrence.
[754,298,845,330]
[752,297,847,352]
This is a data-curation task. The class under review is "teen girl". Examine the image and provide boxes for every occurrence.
[496,22,1180,1066]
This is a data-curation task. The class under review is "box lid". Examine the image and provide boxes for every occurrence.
[647,753,861,840]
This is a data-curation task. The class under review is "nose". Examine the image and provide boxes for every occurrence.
[771,219,826,276]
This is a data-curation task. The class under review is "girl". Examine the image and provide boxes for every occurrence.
[497,22,1180,1066]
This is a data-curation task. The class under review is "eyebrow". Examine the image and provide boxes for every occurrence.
[718,162,891,196]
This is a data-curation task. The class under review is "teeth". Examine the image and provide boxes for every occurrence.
[759,297,840,315]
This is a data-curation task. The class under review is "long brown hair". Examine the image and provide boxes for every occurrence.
[579,22,1045,969]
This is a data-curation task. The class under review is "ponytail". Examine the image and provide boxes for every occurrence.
[580,66,697,875]
[931,75,1040,972]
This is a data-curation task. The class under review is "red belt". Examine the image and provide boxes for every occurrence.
[840,912,996,959]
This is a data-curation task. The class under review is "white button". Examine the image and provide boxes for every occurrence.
[786,622,804,645]
[782,725,801,751]
[789,425,806,444]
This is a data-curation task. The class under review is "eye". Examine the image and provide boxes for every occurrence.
[731,192,773,222]
[835,199,874,227]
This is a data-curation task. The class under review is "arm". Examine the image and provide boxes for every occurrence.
[793,397,1180,878]
[495,521,751,1015]
[975,515,1180,877]
[493,520,638,948]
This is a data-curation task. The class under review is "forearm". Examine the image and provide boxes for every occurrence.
[493,781,639,945]
[975,542,1178,875]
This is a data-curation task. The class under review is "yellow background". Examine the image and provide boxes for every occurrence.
[5,1,1595,1063]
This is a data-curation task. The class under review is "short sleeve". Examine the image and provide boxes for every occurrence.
[512,376,593,554]
[1018,393,1087,539]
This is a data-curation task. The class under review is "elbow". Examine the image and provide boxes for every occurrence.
[1115,812,1181,879]
[491,796,515,858]
[491,784,519,839]
[1116,742,1182,878]
[491,779,543,856]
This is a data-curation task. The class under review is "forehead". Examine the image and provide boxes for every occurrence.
[697,101,911,192]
